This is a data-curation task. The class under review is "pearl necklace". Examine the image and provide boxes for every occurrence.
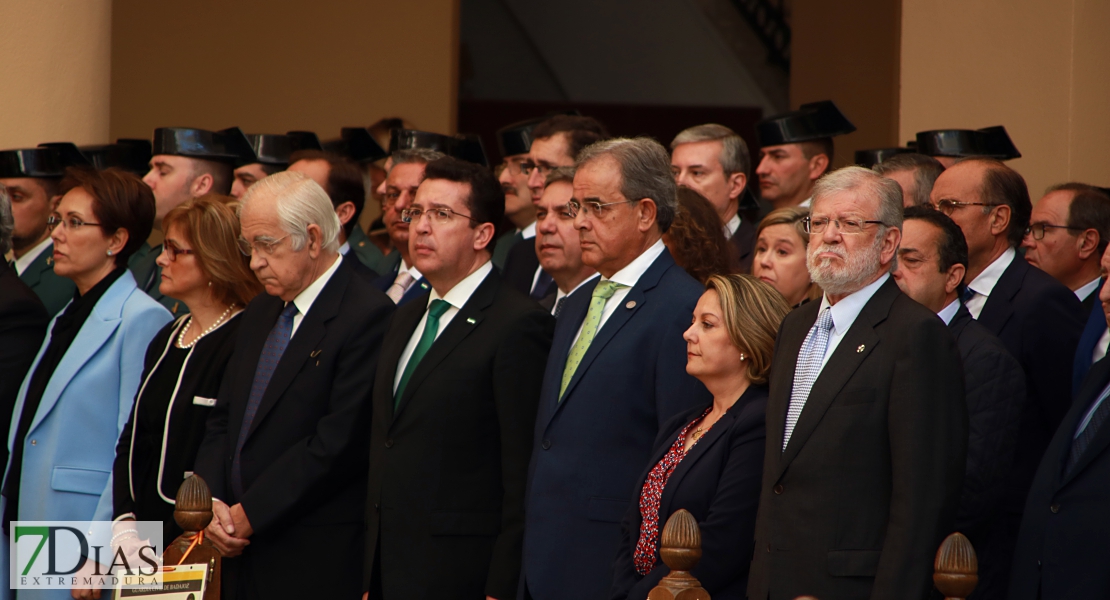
[177,305,235,349]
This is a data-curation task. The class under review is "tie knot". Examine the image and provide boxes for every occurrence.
[815,307,834,332]
[395,271,415,287]
[281,302,299,320]
[593,280,623,300]
[428,298,451,319]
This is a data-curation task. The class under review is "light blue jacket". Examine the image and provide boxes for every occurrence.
[0,271,170,599]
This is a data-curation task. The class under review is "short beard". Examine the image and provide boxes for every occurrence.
[807,233,885,296]
[10,229,48,253]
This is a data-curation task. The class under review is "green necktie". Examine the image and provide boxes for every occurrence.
[395,299,451,408]
[560,280,624,399]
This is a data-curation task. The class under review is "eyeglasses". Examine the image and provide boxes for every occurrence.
[47,215,101,231]
[162,240,196,262]
[803,216,885,235]
[932,199,1002,215]
[565,199,630,219]
[1025,222,1084,240]
[401,206,478,225]
[520,161,555,177]
[503,159,529,176]
[238,234,290,257]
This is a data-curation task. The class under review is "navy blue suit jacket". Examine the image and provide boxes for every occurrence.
[371,262,431,306]
[1010,356,1110,600]
[610,385,767,600]
[519,247,711,600]
[1072,280,1106,395]
[977,255,1084,511]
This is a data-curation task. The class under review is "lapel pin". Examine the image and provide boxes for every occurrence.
[626,300,636,309]
[46,257,53,266]
[857,344,865,353]
[311,349,322,357]
[466,317,476,324]
[420,282,429,289]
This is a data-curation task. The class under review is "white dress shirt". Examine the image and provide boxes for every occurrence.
[965,247,1016,319]
[1094,329,1110,365]
[815,272,890,370]
[13,237,52,275]
[339,241,351,256]
[799,197,813,209]
[393,261,493,393]
[521,221,537,240]
[552,274,599,316]
[397,258,423,282]
[937,298,961,326]
[289,254,343,337]
[569,238,666,351]
[1076,277,1101,303]
[723,213,741,240]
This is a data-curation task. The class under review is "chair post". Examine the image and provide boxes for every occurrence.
[647,509,710,600]
[933,532,978,600]
[162,474,222,600]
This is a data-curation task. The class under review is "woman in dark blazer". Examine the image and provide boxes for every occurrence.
[112,195,262,542]
[610,274,790,600]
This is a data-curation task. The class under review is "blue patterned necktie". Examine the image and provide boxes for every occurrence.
[530,270,555,300]
[1065,383,1110,475]
[783,307,834,450]
[232,302,298,497]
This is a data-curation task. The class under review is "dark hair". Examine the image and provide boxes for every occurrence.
[799,138,835,171]
[192,158,234,195]
[903,205,969,273]
[289,150,366,236]
[961,157,1031,248]
[664,187,733,283]
[1064,187,1110,256]
[421,156,504,241]
[163,194,263,307]
[59,167,155,267]
[873,153,946,206]
[531,115,610,161]
[258,163,284,177]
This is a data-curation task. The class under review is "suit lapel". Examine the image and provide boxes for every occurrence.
[766,302,819,459]
[775,279,896,479]
[402,278,431,304]
[539,280,594,428]
[977,256,1023,336]
[1059,358,1110,487]
[19,247,53,288]
[658,410,733,515]
[392,271,498,420]
[378,299,426,417]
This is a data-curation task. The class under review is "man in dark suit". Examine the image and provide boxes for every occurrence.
[1074,276,1109,393]
[749,167,967,600]
[194,171,393,599]
[371,149,444,305]
[492,117,545,271]
[362,157,553,600]
[932,159,1085,588]
[671,123,761,272]
[532,167,596,315]
[1010,276,1110,600]
[1021,183,1110,316]
[520,137,711,600]
[894,206,1026,599]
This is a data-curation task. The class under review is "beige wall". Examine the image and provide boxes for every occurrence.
[790,0,902,168]
[110,0,459,142]
[0,0,112,148]
[900,0,1110,197]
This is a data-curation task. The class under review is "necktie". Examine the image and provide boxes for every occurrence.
[960,286,976,304]
[387,271,416,303]
[530,270,555,300]
[783,307,834,450]
[232,302,298,497]
[560,280,623,399]
[1065,383,1110,475]
[553,296,568,318]
[395,299,451,408]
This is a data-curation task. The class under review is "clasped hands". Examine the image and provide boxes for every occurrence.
[205,499,253,557]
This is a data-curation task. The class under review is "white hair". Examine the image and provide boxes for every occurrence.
[0,185,12,255]
[240,170,340,252]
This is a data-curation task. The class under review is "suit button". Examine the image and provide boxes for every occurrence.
[541,439,551,450]
[30,440,36,446]
[773,484,784,495]
[384,439,394,448]
[1049,503,1060,513]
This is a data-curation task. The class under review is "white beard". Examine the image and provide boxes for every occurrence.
[807,235,883,296]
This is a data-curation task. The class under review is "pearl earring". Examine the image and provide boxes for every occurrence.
[106,250,113,256]
[739,353,746,361]
[208,281,213,287]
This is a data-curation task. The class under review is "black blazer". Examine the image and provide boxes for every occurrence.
[948,304,1026,599]
[365,268,554,600]
[1010,356,1110,600]
[0,263,48,469]
[113,313,242,541]
[976,256,1084,511]
[344,250,380,281]
[730,215,757,274]
[749,277,967,600]
[1072,286,1106,394]
[193,259,394,599]
[611,385,768,600]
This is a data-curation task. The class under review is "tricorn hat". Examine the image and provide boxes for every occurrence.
[70,139,152,175]
[389,128,454,155]
[244,134,299,167]
[854,147,914,169]
[496,117,546,158]
[914,126,1021,160]
[756,100,856,147]
[451,134,489,167]
[0,145,90,179]
[340,128,389,164]
[151,127,251,164]
[286,131,323,154]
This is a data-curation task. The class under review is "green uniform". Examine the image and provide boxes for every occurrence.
[492,229,524,270]
[348,226,400,275]
[128,242,188,316]
[17,243,76,318]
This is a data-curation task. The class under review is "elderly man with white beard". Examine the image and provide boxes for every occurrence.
[748,166,968,600]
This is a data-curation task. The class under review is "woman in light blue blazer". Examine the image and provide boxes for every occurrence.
[1,168,170,599]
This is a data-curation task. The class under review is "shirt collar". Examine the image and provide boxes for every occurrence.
[606,238,666,289]
[291,254,343,317]
[937,298,961,325]
[13,237,53,275]
[723,213,741,239]
[819,272,890,335]
[968,246,1016,298]
[557,273,600,302]
[430,260,493,310]
[399,258,423,281]
[1076,277,1102,302]
[339,241,351,256]
[521,221,537,239]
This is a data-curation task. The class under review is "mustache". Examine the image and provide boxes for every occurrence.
[809,243,846,259]
[501,183,518,196]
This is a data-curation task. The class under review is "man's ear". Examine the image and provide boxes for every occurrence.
[1077,229,1101,260]
[945,263,966,295]
[807,154,829,181]
[334,201,357,227]
[988,205,1012,238]
[192,173,215,197]
[473,221,496,251]
[727,172,747,202]
[305,223,324,258]
[637,198,658,233]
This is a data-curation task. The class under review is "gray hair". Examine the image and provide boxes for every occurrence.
[240,171,341,253]
[872,153,945,207]
[544,166,576,189]
[391,148,446,169]
[670,123,751,176]
[577,137,678,232]
[0,185,12,256]
[813,166,904,231]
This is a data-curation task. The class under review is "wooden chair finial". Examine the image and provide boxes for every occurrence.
[647,509,710,600]
[934,532,978,600]
[173,474,213,534]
